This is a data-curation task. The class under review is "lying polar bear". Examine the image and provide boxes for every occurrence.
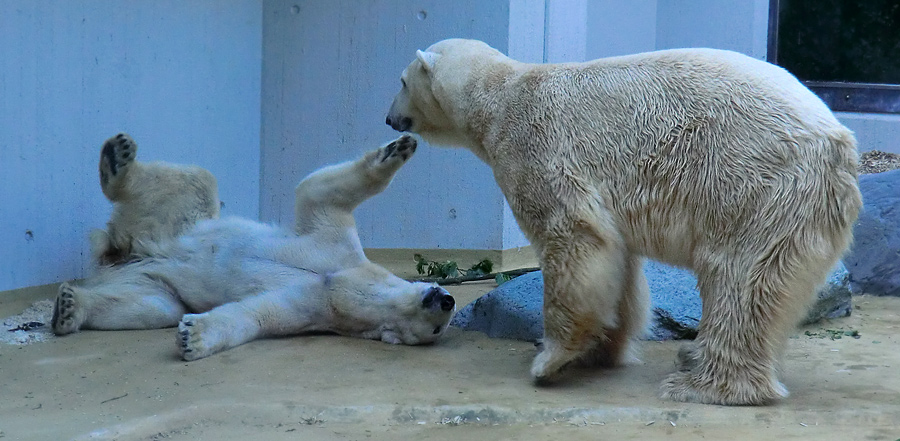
[52,133,456,360]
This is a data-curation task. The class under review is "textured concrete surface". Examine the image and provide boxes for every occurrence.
[1,284,898,440]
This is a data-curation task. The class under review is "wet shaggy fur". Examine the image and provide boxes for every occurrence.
[52,135,456,360]
[387,38,862,405]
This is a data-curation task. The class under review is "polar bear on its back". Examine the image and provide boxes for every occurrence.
[53,134,456,360]
[386,38,862,405]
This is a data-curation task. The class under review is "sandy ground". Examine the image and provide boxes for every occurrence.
[1,282,899,441]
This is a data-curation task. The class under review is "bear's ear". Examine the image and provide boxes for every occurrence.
[415,50,440,74]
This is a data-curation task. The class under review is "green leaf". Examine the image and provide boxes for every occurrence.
[414,254,429,275]
[436,261,458,278]
[468,258,494,276]
[495,273,512,285]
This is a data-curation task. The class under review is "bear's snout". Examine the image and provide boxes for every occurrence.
[422,286,454,311]
[385,115,412,132]
[440,295,455,312]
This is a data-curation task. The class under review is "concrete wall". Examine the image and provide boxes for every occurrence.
[656,0,769,59]
[586,0,658,59]
[0,0,262,291]
[3,0,897,292]
[837,113,900,154]
[260,0,512,250]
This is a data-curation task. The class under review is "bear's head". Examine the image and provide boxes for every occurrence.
[386,38,505,149]
[375,284,457,345]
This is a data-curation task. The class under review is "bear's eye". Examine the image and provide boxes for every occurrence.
[401,78,407,88]
[432,325,442,335]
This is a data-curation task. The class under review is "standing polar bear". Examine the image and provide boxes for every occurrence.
[52,133,456,360]
[386,38,862,405]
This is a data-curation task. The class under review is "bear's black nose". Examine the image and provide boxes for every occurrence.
[440,295,455,311]
[386,115,412,132]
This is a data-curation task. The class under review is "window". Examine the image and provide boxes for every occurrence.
[767,0,900,113]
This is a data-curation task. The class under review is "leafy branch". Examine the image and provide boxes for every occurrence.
[410,254,539,285]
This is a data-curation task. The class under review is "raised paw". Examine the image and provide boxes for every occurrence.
[99,132,138,189]
[52,283,85,335]
[178,314,220,361]
[379,135,417,164]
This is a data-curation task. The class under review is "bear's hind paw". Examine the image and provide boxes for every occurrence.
[178,314,217,361]
[51,283,84,335]
[100,133,137,185]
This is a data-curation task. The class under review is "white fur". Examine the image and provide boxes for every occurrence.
[387,39,862,405]
[53,134,456,361]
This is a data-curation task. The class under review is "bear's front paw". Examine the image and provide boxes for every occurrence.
[178,314,218,361]
[52,283,85,335]
[529,339,579,385]
[100,133,137,181]
[675,342,701,372]
[660,371,788,405]
[379,135,417,164]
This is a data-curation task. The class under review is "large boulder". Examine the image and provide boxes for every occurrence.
[451,261,852,341]
[844,169,900,296]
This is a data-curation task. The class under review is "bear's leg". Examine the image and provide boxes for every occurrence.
[178,286,314,361]
[530,225,627,382]
[294,135,416,235]
[99,133,138,202]
[578,254,649,367]
[52,273,185,335]
[660,246,829,405]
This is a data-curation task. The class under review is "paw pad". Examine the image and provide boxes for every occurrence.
[101,133,137,176]
[381,135,417,162]
[52,284,80,335]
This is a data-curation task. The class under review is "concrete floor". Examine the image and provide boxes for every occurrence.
[1,281,899,440]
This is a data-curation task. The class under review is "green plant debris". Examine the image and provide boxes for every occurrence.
[466,258,494,277]
[414,254,460,279]
[414,254,492,279]
[411,254,538,285]
[495,273,513,285]
[803,328,861,340]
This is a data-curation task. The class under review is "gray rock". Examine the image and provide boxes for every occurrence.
[804,262,852,324]
[643,260,701,340]
[450,270,544,342]
[451,261,852,341]
[844,169,900,296]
